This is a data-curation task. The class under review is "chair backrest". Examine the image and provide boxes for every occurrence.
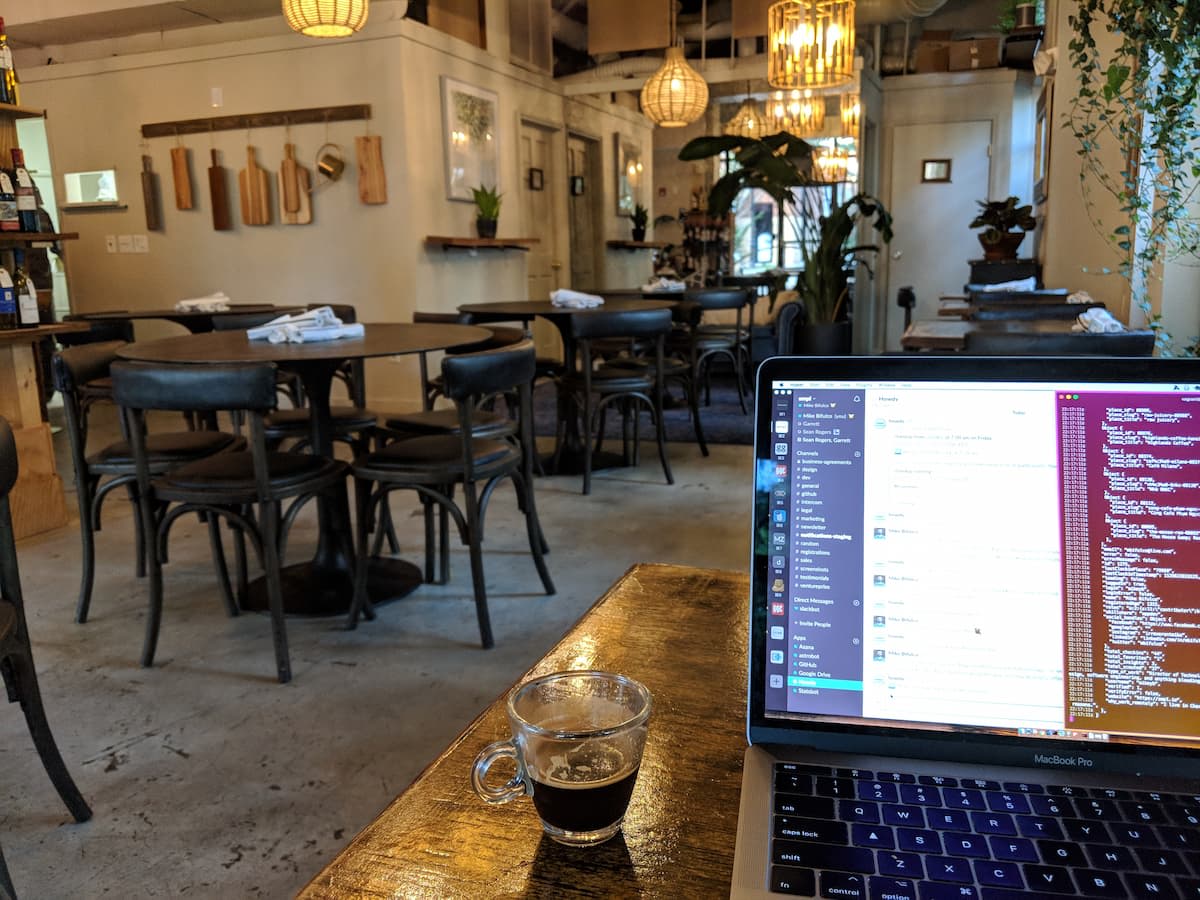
[774,301,809,355]
[969,303,1103,322]
[52,341,126,461]
[569,306,674,341]
[309,302,358,324]
[112,360,279,412]
[441,338,536,401]
[59,314,135,346]
[963,329,1156,356]
[210,310,286,331]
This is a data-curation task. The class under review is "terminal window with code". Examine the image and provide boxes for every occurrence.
[757,380,1200,751]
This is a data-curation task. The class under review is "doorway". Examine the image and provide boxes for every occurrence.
[883,120,993,351]
[567,133,602,292]
[519,118,563,358]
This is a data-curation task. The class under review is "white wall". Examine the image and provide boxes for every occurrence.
[21,13,652,408]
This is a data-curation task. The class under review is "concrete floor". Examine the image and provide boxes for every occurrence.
[0,406,752,898]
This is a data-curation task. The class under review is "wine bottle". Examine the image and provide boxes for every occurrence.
[11,149,36,232]
[0,267,16,329]
[13,250,36,328]
[0,169,16,232]
[0,18,15,106]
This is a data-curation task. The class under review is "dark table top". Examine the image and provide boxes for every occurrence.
[73,303,296,322]
[116,322,493,365]
[458,297,677,322]
[298,563,750,899]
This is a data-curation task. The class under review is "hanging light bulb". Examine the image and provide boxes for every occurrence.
[814,145,850,182]
[792,89,826,137]
[767,0,855,89]
[283,0,368,38]
[725,98,767,140]
[641,2,709,128]
[840,91,860,135]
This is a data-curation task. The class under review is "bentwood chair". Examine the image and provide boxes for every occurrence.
[52,342,245,624]
[112,361,350,683]
[674,288,752,413]
[0,415,92,896]
[555,307,674,495]
[346,340,554,648]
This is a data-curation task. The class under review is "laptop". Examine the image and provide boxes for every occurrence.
[732,354,1200,899]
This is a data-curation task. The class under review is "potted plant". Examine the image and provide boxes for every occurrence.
[631,204,649,242]
[969,196,1035,261]
[471,184,502,239]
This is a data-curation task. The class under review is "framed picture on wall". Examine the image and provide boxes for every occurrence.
[614,133,642,217]
[441,76,500,202]
[1033,80,1052,203]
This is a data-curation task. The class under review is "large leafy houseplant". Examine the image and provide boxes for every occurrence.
[678,131,815,217]
[795,194,893,324]
[1067,1,1200,353]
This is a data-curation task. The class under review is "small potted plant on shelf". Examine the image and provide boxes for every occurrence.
[471,184,502,239]
[970,196,1035,261]
[631,204,649,242]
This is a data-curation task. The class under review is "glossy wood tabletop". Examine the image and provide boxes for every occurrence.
[901,317,1077,351]
[299,563,750,899]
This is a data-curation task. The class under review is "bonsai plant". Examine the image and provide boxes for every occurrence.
[631,204,649,242]
[969,196,1036,261]
[471,184,502,239]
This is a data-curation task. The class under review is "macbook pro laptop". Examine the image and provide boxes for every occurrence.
[732,354,1200,898]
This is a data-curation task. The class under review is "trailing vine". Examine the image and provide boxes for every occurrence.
[1066,1,1200,354]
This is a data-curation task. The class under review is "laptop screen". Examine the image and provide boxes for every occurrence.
[750,355,1200,777]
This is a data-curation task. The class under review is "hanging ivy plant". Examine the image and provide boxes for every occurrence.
[1066,1,1200,354]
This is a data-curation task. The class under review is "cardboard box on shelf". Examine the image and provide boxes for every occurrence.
[914,42,950,73]
[948,37,1001,71]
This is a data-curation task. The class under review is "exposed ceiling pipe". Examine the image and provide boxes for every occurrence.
[556,55,664,85]
[678,19,732,41]
[551,10,587,52]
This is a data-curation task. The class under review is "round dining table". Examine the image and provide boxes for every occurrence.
[118,322,492,616]
[71,303,304,335]
[458,298,678,474]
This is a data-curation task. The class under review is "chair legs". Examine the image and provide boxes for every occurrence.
[73,478,99,624]
[0,836,13,900]
[259,501,292,684]
[1,653,92,823]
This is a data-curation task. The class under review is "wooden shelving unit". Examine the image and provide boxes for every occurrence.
[0,232,79,243]
[425,236,539,253]
[606,240,668,251]
[0,102,48,121]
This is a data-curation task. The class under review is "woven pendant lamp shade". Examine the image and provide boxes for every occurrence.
[641,47,710,128]
[725,99,768,140]
[814,146,849,182]
[839,91,860,135]
[792,90,826,136]
[767,0,855,89]
[283,0,368,38]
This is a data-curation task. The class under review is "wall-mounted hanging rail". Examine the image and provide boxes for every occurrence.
[140,104,371,139]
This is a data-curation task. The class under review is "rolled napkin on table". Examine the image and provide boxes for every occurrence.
[1067,290,1095,304]
[174,292,231,313]
[640,276,687,293]
[550,289,604,309]
[1076,307,1126,333]
[246,305,366,343]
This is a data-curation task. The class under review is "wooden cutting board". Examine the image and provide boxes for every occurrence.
[141,155,162,231]
[170,146,194,210]
[208,149,232,231]
[280,142,300,214]
[355,135,387,205]
[238,145,271,226]
[279,158,312,225]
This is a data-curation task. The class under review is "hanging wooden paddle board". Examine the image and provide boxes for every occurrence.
[141,155,162,231]
[279,155,312,225]
[355,135,387,205]
[208,149,232,231]
[238,145,271,226]
[169,146,194,210]
[280,142,300,214]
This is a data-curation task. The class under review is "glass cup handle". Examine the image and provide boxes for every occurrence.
[471,739,527,804]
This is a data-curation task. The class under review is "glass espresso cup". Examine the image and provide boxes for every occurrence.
[471,670,652,846]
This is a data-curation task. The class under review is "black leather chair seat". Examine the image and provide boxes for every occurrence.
[364,434,516,471]
[266,405,377,431]
[383,407,511,436]
[90,430,242,468]
[561,370,654,394]
[162,450,344,492]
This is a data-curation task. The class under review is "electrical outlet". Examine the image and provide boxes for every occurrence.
[105,235,117,253]
[117,234,133,253]
[132,234,149,253]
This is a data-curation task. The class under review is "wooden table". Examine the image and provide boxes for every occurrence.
[70,303,302,335]
[458,299,678,474]
[5,322,89,539]
[118,323,491,615]
[901,317,1078,351]
[299,563,750,898]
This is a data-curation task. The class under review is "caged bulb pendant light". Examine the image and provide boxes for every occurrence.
[839,91,860,135]
[793,89,826,137]
[767,0,856,90]
[641,2,709,128]
[283,0,368,38]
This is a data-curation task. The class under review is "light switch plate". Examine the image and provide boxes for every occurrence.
[132,234,149,253]
[117,234,133,253]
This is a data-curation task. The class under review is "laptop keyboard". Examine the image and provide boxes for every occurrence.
[769,762,1200,899]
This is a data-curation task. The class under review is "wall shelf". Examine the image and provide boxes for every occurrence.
[425,236,539,253]
[0,102,45,120]
[0,232,79,244]
[607,240,668,251]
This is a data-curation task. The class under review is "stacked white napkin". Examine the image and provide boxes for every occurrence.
[1075,308,1126,333]
[640,276,687,293]
[247,305,365,343]
[1067,290,1095,305]
[175,292,231,312]
[550,289,604,309]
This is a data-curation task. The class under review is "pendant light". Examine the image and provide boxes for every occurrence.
[283,0,368,38]
[814,145,850,182]
[767,0,855,90]
[839,91,860,135]
[792,90,826,136]
[725,84,767,140]
[641,3,709,128]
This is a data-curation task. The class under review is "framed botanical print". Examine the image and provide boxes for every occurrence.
[441,76,500,202]
[614,134,643,217]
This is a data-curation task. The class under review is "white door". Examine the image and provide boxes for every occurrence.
[520,120,562,358]
[884,120,992,351]
[567,134,600,291]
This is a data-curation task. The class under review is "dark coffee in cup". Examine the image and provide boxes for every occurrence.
[530,766,640,834]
